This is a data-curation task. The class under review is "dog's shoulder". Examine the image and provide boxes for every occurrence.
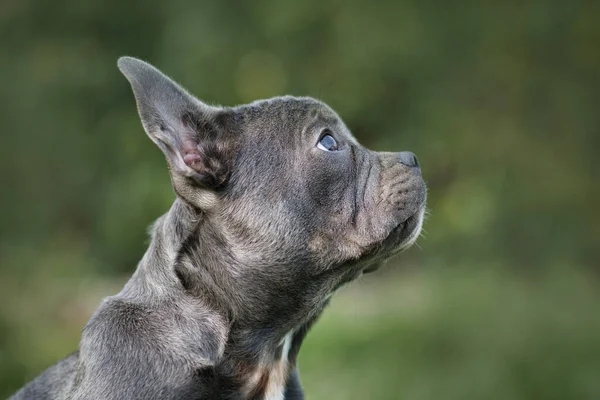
[69,295,227,399]
[82,294,226,365]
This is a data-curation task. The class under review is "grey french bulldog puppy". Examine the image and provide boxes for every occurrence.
[11,57,427,400]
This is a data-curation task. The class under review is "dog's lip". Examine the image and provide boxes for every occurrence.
[360,208,423,273]
[390,212,418,242]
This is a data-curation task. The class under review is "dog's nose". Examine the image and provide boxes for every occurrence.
[398,151,420,170]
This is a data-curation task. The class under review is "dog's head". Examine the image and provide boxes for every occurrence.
[119,57,426,327]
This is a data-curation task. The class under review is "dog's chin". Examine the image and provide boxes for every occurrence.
[362,207,425,274]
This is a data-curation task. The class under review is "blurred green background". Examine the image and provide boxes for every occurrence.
[1,0,599,398]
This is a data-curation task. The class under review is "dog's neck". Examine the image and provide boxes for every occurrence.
[120,197,310,398]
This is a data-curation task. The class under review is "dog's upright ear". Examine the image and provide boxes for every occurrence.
[118,56,236,208]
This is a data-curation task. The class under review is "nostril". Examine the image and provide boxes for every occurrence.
[399,151,419,169]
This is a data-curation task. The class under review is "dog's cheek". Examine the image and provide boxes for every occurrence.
[307,231,364,272]
[308,233,328,259]
[307,233,340,272]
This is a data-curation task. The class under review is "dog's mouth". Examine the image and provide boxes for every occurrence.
[361,207,425,273]
[391,213,419,243]
[384,205,424,248]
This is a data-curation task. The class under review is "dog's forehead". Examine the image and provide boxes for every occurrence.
[235,96,354,140]
[241,96,334,118]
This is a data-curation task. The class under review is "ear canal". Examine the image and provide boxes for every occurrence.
[117,56,221,185]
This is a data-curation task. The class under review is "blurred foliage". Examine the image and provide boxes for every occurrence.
[1,0,599,398]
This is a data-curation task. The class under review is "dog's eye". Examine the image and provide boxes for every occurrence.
[317,131,339,152]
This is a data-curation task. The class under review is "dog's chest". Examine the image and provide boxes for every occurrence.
[242,333,293,400]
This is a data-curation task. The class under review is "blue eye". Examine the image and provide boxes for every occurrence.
[317,131,340,152]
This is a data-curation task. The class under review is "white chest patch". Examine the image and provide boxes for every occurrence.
[244,331,294,400]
